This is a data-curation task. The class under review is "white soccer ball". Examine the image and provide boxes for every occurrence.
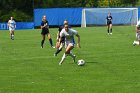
[77,59,85,66]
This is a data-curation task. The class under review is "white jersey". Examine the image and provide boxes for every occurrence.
[8,20,16,30]
[60,28,78,43]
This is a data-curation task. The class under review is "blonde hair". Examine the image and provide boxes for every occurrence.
[42,15,46,21]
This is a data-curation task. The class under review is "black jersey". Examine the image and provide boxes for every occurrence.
[41,20,49,30]
[106,16,112,22]
[41,20,49,35]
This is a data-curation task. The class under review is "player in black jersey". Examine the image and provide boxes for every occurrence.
[54,20,68,56]
[106,13,113,35]
[40,15,55,48]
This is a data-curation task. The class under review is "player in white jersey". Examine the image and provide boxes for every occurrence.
[8,17,16,40]
[58,24,81,65]
[133,20,140,46]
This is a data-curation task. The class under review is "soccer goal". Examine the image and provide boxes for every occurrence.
[81,8,138,27]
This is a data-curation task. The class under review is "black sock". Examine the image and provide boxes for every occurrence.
[55,48,62,55]
[41,40,45,47]
[107,28,109,33]
[110,28,112,33]
[49,39,53,46]
[10,34,12,39]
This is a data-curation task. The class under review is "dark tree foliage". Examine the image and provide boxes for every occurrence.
[0,0,139,22]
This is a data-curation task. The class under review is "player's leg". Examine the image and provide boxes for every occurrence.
[47,33,55,48]
[11,30,14,40]
[54,42,64,56]
[9,30,12,39]
[107,25,110,34]
[41,34,45,48]
[59,44,74,65]
[110,24,112,34]
[133,32,139,46]
[139,40,140,46]
[66,43,76,62]
[69,51,76,63]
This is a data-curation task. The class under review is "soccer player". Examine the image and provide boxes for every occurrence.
[58,24,81,65]
[40,15,55,48]
[106,13,113,35]
[133,20,140,46]
[8,17,16,40]
[54,20,69,56]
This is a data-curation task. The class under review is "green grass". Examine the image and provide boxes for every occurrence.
[0,26,140,93]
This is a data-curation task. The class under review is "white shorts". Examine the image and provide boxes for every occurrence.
[65,41,74,48]
[9,27,15,31]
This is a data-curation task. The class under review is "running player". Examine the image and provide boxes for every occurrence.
[133,20,140,46]
[40,15,55,48]
[8,17,16,40]
[106,13,113,35]
[58,24,81,65]
[54,20,69,56]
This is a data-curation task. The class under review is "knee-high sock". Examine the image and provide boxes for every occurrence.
[107,28,109,33]
[110,28,112,33]
[41,40,45,46]
[59,53,68,65]
[10,34,12,39]
[55,48,62,55]
[49,39,53,46]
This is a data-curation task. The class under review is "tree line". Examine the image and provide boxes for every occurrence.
[0,0,139,22]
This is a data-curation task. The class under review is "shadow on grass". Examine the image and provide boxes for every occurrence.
[86,61,98,64]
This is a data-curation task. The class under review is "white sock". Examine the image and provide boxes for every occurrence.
[134,41,139,45]
[59,53,67,65]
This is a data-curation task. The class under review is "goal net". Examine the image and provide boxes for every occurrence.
[81,8,138,27]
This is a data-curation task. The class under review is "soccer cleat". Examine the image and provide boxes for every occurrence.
[59,62,62,65]
[41,46,43,48]
[110,33,112,35]
[133,42,136,46]
[54,53,57,57]
[51,46,55,48]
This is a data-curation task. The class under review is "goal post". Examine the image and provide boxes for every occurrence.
[81,8,138,27]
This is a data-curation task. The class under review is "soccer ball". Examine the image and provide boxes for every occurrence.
[77,59,85,66]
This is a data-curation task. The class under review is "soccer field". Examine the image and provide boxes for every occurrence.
[0,26,140,93]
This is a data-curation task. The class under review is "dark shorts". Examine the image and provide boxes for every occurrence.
[41,29,49,35]
[60,37,65,43]
[107,21,112,25]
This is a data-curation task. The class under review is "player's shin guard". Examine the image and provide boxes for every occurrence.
[49,39,53,47]
[59,53,67,65]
